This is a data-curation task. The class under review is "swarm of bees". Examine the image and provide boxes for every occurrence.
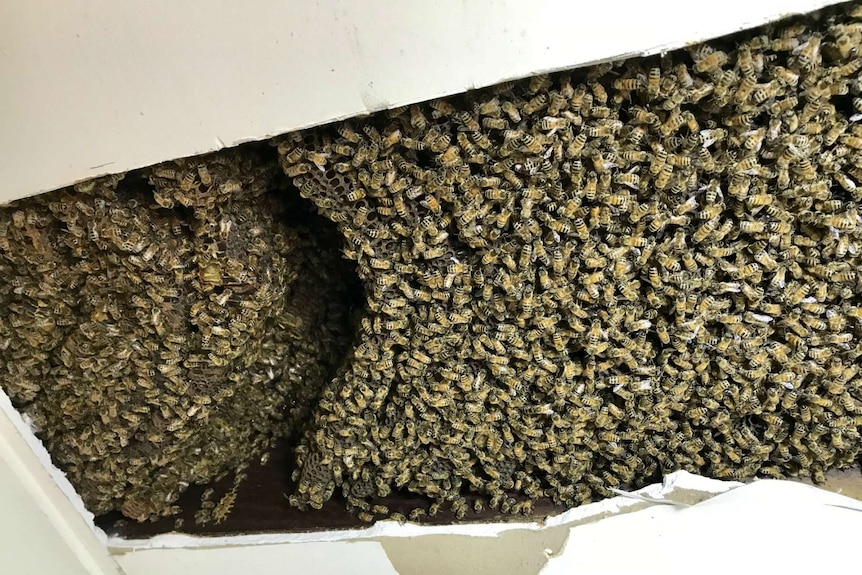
[4,2,862,528]
[276,3,862,521]
[0,148,357,522]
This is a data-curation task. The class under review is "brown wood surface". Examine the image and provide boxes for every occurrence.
[97,439,582,538]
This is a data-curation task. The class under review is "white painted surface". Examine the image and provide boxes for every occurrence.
[0,393,121,575]
[541,480,862,575]
[115,541,401,575]
[0,467,93,575]
[0,0,843,203]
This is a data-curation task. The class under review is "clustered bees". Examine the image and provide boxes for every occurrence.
[0,148,357,522]
[3,2,862,529]
[277,3,862,522]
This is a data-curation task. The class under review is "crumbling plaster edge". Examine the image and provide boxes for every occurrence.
[0,388,120,574]
[107,471,740,553]
[0,388,108,544]
[1,383,737,558]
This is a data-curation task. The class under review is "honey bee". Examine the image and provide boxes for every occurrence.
[613,173,640,190]
[770,97,799,116]
[518,94,546,116]
[660,112,687,137]
[831,172,858,193]
[613,77,641,94]
[625,319,651,332]
[694,49,728,73]
[472,97,504,120]
[538,115,569,131]
[451,110,479,132]
[654,163,673,190]
[631,67,655,99]
[628,108,656,129]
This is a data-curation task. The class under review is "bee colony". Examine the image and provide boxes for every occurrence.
[0,149,359,523]
[3,2,862,529]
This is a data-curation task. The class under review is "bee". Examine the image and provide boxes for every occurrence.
[655,163,673,190]
[538,116,569,131]
[588,105,611,119]
[614,77,642,93]
[521,94,548,116]
[626,319,652,332]
[793,36,821,71]
[770,97,798,115]
[423,128,451,153]
[427,98,456,119]
[333,124,362,145]
[660,112,686,137]
[688,216,717,244]
[694,49,728,73]
[734,73,757,104]
[613,173,640,190]
[645,67,660,99]
[490,101,520,125]
[770,35,799,52]
[588,81,608,106]
[682,82,713,104]
[476,115,510,132]
[697,202,723,221]
[632,106,659,127]
[833,173,858,193]
[437,145,462,168]
[351,203,370,227]
[770,67,800,90]
[452,110,480,132]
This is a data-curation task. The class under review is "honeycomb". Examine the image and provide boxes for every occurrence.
[2,2,862,525]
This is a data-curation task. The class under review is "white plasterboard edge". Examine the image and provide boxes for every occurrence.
[0,388,107,544]
[0,0,849,556]
[0,0,847,203]
[108,470,738,551]
[114,540,402,575]
[539,478,862,575]
[0,389,120,574]
[3,376,737,554]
